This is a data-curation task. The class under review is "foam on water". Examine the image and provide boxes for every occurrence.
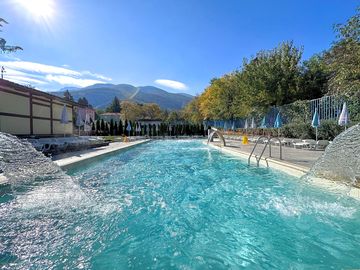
[1,135,360,269]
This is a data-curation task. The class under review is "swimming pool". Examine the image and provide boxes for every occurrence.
[1,140,360,269]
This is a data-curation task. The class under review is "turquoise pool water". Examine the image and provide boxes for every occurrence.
[1,140,360,269]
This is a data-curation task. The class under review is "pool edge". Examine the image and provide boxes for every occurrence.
[54,139,151,169]
[205,141,360,201]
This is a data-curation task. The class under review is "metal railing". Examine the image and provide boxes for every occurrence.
[248,136,283,167]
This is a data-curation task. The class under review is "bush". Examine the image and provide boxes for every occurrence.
[317,120,344,140]
[281,120,345,140]
[281,123,314,139]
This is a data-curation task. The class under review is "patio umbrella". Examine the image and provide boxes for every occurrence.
[274,112,282,137]
[250,117,256,129]
[260,116,267,128]
[311,109,320,141]
[126,121,132,137]
[223,121,228,131]
[244,119,248,133]
[60,104,69,137]
[76,110,84,136]
[338,102,349,130]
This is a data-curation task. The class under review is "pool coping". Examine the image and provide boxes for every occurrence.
[53,139,150,169]
[205,141,360,201]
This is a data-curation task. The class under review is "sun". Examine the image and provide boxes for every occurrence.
[18,0,55,20]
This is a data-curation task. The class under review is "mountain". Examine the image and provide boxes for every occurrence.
[53,84,194,110]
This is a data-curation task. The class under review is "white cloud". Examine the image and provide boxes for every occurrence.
[81,71,112,82]
[45,75,104,88]
[154,79,188,91]
[0,60,112,90]
[0,60,81,76]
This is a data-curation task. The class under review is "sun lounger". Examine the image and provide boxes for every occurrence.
[293,139,316,149]
[274,138,292,147]
[311,140,329,150]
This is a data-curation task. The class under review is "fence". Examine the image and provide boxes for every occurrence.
[205,95,350,130]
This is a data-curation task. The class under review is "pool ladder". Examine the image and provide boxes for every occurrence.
[248,136,283,167]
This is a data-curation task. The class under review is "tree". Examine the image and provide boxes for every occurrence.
[110,119,114,135]
[96,120,101,134]
[118,119,123,135]
[143,103,162,119]
[167,111,183,124]
[100,119,105,133]
[106,97,121,113]
[63,90,74,102]
[325,8,360,97]
[124,119,128,135]
[300,54,329,100]
[182,97,203,124]
[114,121,118,135]
[78,97,91,107]
[0,18,22,53]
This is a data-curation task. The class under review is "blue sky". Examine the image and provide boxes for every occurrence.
[0,0,358,95]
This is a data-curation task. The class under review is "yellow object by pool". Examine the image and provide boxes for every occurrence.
[242,135,249,145]
[123,136,129,142]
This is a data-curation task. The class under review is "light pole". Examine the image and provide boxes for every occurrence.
[1,66,5,79]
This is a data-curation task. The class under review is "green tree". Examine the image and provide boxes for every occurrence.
[325,8,360,97]
[96,120,101,134]
[100,119,105,133]
[300,54,329,100]
[110,119,114,135]
[241,41,303,107]
[114,121,118,135]
[78,97,91,107]
[182,96,203,123]
[118,119,123,135]
[0,18,22,53]
[124,119,128,135]
[63,90,74,102]
[106,97,121,113]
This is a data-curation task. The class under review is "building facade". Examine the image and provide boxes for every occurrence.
[99,113,121,123]
[0,79,93,137]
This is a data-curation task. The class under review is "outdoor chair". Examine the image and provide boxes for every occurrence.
[312,140,330,150]
[293,139,316,149]
[281,138,293,147]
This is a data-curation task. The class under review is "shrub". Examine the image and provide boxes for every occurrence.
[317,120,344,140]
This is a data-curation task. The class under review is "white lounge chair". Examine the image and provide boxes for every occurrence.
[312,140,329,150]
[293,139,316,149]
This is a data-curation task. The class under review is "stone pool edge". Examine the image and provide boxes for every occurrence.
[205,141,360,201]
[54,139,150,169]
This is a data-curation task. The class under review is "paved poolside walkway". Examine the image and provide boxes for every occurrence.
[53,140,149,168]
[211,139,324,171]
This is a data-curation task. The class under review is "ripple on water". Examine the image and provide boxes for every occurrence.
[1,139,360,269]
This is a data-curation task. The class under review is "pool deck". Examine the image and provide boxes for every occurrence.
[208,139,323,176]
[207,140,360,200]
[53,140,150,168]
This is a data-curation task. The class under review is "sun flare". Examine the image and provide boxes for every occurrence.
[18,0,55,20]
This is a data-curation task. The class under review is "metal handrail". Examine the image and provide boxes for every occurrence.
[247,136,268,165]
[248,136,283,167]
[268,137,283,160]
